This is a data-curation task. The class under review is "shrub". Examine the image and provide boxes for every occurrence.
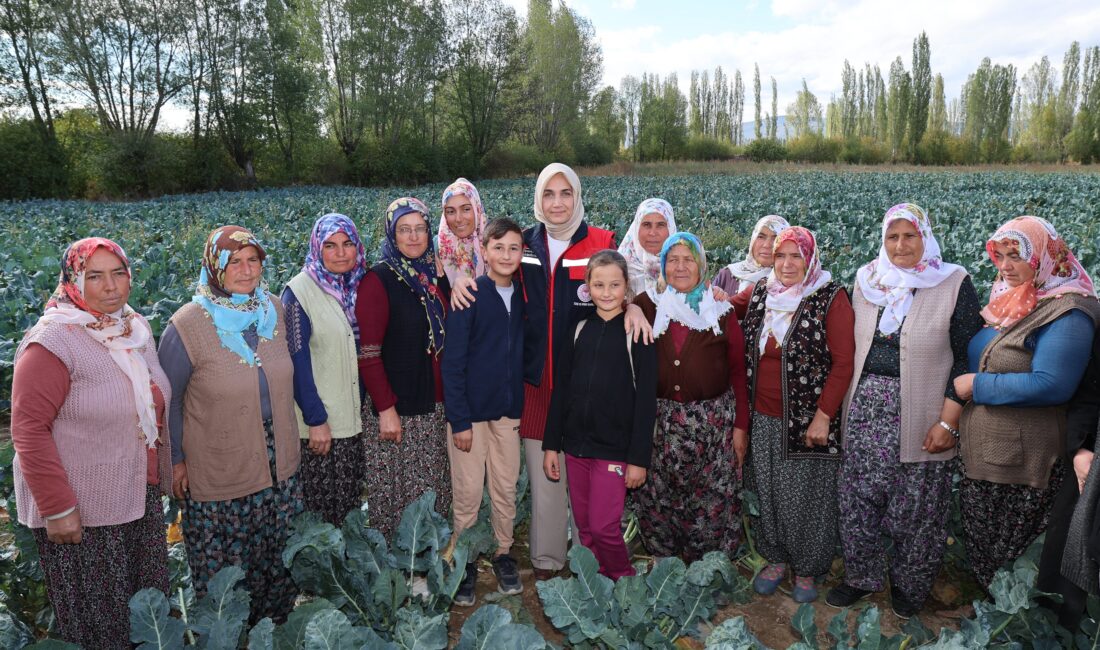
[785,133,840,163]
[482,141,553,177]
[0,119,68,200]
[743,138,787,162]
[683,136,736,161]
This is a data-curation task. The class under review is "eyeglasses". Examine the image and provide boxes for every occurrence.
[396,226,429,236]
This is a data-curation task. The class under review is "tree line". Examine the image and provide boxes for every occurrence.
[1,0,1099,201]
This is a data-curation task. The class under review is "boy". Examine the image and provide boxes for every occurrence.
[442,217,526,606]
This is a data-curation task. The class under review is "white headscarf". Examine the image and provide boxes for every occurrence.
[533,163,585,241]
[759,227,833,353]
[726,215,790,285]
[651,232,732,338]
[855,203,964,335]
[618,198,678,297]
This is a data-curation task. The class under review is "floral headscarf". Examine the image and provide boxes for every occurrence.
[759,227,833,353]
[726,215,790,284]
[438,178,488,285]
[192,225,278,366]
[39,237,160,449]
[533,163,585,242]
[618,198,678,297]
[651,232,732,338]
[381,197,446,355]
[980,216,1096,329]
[303,213,366,325]
[855,203,964,335]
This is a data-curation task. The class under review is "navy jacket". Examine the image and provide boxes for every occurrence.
[442,274,525,433]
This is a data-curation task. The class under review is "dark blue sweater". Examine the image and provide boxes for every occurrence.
[442,274,525,433]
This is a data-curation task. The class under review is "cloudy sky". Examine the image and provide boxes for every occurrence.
[505,0,1100,114]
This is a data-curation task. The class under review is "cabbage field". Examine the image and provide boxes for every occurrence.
[2,169,1100,407]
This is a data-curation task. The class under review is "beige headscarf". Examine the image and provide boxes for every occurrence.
[533,163,585,241]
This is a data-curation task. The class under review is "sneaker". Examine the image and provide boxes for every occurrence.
[826,583,874,608]
[752,563,787,595]
[492,554,524,595]
[454,561,477,607]
[890,585,921,619]
[792,575,818,603]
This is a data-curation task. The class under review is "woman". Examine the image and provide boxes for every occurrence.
[632,232,750,561]
[953,216,1100,588]
[826,204,983,618]
[617,197,678,297]
[437,177,488,286]
[713,215,790,295]
[356,197,452,539]
[11,238,171,649]
[738,226,855,603]
[282,213,367,525]
[159,226,303,623]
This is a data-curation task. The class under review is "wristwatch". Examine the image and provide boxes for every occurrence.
[938,420,960,440]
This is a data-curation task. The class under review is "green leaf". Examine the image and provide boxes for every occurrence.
[392,491,447,574]
[273,599,337,650]
[391,608,448,650]
[647,557,687,616]
[826,609,850,646]
[248,618,275,650]
[303,609,368,650]
[567,544,615,614]
[190,565,250,648]
[25,640,82,650]
[704,616,765,649]
[790,602,817,648]
[900,615,935,645]
[612,573,651,629]
[456,604,546,650]
[854,606,881,650]
[535,576,608,644]
[129,588,187,650]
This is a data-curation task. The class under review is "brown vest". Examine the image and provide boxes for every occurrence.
[635,293,733,401]
[170,300,300,501]
[843,270,967,463]
[960,294,1100,489]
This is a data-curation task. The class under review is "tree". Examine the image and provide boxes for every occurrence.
[887,56,911,161]
[730,69,744,145]
[928,73,947,135]
[908,31,931,158]
[1057,41,1080,160]
[1,0,58,141]
[753,63,761,140]
[587,85,622,151]
[769,76,778,138]
[637,72,686,160]
[962,57,1017,161]
[618,74,641,158]
[1067,46,1100,163]
[787,79,822,137]
[1017,56,1058,154]
[840,60,857,137]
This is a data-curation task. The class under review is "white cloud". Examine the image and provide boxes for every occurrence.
[611,0,637,9]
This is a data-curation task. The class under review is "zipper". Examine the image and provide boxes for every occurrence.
[581,319,607,429]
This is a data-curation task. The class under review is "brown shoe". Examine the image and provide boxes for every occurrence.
[533,568,556,581]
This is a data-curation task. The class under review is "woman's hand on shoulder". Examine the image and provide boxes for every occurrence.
[450,276,478,311]
[45,509,82,544]
[625,303,654,344]
[710,284,729,303]
[378,407,403,443]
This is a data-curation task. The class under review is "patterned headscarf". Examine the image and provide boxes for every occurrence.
[726,215,790,284]
[759,227,833,353]
[303,213,366,325]
[618,198,678,297]
[381,197,446,355]
[980,216,1096,329]
[39,237,160,449]
[651,232,732,337]
[438,178,488,285]
[855,203,964,335]
[192,226,278,366]
[533,163,585,242]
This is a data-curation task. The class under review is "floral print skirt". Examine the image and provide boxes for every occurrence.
[299,435,367,526]
[959,458,1064,587]
[33,484,168,650]
[361,400,452,540]
[183,420,304,624]
[837,374,956,603]
[632,391,741,562]
[747,411,840,577]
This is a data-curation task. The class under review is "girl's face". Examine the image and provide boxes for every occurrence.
[395,213,429,259]
[638,213,670,255]
[321,232,359,274]
[884,218,925,270]
[774,240,808,287]
[992,241,1037,288]
[541,174,576,226]
[588,263,627,316]
[751,229,778,267]
[223,245,263,295]
[664,243,700,293]
[444,194,476,239]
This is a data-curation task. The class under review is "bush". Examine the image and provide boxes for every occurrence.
[683,136,736,161]
[0,119,69,200]
[566,129,616,167]
[839,136,888,164]
[743,137,787,162]
[482,141,553,178]
[784,133,840,163]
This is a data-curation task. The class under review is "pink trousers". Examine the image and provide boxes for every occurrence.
[565,454,635,580]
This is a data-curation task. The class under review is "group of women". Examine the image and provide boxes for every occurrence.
[9,160,1100,647]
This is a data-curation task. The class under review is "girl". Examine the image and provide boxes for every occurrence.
[542,251,658,580]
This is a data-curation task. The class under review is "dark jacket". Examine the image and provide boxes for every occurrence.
[442,274,525,433]
[542,312,657,468]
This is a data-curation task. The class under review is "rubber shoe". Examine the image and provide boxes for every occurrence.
[890,585,921,619]
[826,583,873,609]
[792,575,818,603]
[454,561,477,607]
[492,554,524,595]
[752,563,787,595]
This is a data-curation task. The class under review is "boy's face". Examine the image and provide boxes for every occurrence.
[483,231,523,278]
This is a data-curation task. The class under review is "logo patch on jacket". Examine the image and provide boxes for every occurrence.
[577,283,591,303]
[608,464,624,476]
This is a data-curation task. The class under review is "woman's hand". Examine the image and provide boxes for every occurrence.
[921,422,957,454]
[954,373,976,401]
[378,407,403,443]
[1074,448,1095,494]
[543,450,560,481]
[172,462,189,499]
[308,423,333,455]
[711,285,729,302]
[45,509,82,544]
[624,303,654,344]
[450,276,478,311]
[805,409,831,447]
[452,429,473,453]
[625,464,647,489]
[731,427,748,467]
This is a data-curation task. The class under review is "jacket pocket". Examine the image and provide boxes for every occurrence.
[980,428,1024,467]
